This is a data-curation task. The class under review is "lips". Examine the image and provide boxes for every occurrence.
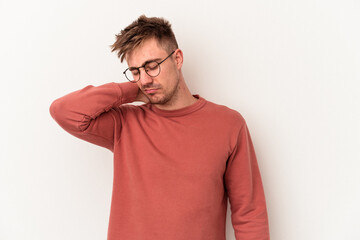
[144,88,158,94]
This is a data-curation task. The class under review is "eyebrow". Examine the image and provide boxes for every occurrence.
[129,58,163,69]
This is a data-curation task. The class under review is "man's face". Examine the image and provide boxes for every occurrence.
[126,38,181,105]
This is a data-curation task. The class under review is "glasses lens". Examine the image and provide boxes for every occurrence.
[125,68,139,82]
[145,61,160,77]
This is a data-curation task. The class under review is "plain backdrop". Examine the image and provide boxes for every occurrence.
[1,0,359,239]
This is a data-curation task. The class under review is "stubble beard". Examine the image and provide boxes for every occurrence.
[147,78,180,105]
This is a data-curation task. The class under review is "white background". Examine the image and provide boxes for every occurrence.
[1,0,359,239]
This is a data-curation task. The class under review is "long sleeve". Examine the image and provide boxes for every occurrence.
[49,81,139,152]
[224,122,270,239]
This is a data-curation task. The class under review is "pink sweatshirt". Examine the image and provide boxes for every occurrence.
[49,81,270,240]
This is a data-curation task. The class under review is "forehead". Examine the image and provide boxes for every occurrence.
[126,38,168,67]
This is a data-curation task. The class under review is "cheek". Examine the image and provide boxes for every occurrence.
[157,67,178,89]
[165,68,178,82]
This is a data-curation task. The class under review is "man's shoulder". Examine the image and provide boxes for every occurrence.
[203,99,246,127]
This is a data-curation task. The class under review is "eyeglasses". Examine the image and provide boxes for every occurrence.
[123,50,175,83]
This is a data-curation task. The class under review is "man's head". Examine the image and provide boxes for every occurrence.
[110,15,190,107]
[110,15,178,63]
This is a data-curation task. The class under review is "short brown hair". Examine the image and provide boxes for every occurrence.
[110,15,179,63]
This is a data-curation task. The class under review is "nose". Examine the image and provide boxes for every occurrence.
[138,67,153,86]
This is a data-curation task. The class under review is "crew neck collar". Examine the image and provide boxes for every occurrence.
[147,95,206,117]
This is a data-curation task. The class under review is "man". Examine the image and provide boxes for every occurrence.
[49,15,270,240]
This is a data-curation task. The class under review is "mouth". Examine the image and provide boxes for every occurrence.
[144,88,159,94]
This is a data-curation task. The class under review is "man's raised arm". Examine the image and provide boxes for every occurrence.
[49,81,140,152]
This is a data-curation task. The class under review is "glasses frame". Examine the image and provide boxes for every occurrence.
[123,50,176,83]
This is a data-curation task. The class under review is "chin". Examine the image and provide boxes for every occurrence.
[149,94,171,105]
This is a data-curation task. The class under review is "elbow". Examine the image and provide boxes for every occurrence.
[49,98,73,130]
[49,99,59,120]
[49,98,90,133]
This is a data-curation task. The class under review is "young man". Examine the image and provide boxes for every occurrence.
[49,15,270,240]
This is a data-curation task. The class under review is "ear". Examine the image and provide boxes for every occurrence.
[174,49,183,69]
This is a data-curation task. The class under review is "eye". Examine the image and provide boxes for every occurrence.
[145,61,159,71]
[130,68,139,76]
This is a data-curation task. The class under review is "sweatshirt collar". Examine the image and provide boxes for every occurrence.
[148,95,206,117]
